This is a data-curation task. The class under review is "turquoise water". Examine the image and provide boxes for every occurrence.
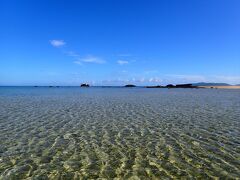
[0,87,239,179]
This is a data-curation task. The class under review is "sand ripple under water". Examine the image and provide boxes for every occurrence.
[0,87,239,179]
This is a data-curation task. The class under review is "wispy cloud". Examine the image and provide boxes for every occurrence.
[117,54,132,57]
[75,55,106,64]
[117,60,129,65]
[65,51,79,57]
[99,77,163,86]
[166,74,206,82]
[50,40,66,47]
[49,40,106,65]
[144,70,159,74]
[73,61,83,65]
[148,77,162,83]
[81,56,106,64]
[211,75,240,85]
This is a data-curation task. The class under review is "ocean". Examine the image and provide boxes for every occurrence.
[0,87,239,179]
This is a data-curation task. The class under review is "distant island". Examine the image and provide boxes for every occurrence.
[144,82,240,89]
[124,84,136,87]
[31,82,240,89]
[192,82,230,86]
[134,83,240,89]
[145,84,198,88]
[80,83,90,87]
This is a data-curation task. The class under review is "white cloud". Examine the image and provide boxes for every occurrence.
[117,60,129,65]
[50,40,66,47]
[78,55,106,64]
[148,77,162,83]
[49,40,106,65]
[97,77,163,86]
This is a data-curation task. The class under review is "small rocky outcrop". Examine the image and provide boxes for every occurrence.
[124,84,136,87]
[80,83,90,87]
[176,84,197,88]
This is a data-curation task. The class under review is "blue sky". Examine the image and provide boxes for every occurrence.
[1,0,240,85]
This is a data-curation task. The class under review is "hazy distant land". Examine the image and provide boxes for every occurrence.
[193,82,240,89]
[31,82,240,89]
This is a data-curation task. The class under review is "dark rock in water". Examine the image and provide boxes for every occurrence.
[146,85,164,88]
[166,84,175,88]
[49,86,53,88]
[124,84,136,87]
[81,83,90,87]
[176,84,197,88]
[34,86,38,87]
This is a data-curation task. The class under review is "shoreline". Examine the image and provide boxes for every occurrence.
[199,86,240,89]
[1,85,240,89]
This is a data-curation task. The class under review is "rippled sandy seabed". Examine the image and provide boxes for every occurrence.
[0,87,240,179]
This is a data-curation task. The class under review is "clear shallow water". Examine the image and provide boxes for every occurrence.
[0,87,239,179]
